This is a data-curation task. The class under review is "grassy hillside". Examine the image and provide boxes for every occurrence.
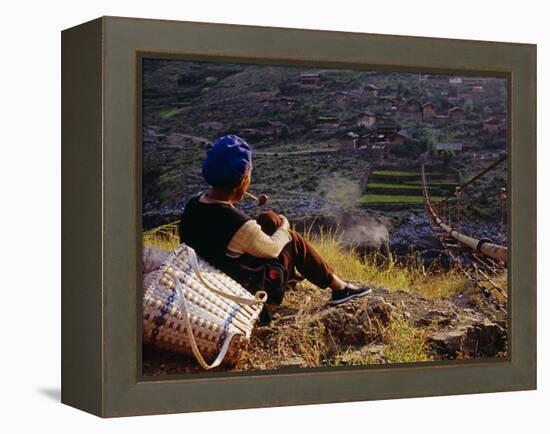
[144,222,471,300]
[143,222,506,371]
[360,168,456,207]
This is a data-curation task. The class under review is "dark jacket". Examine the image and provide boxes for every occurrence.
[178,194,287,304]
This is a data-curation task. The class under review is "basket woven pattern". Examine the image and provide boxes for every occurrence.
[143,244,265,369]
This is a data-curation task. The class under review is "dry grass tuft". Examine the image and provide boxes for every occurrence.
[381,314,434,363]
[143,221,180,250]
[143,221,472,300]
[143,221,474,367]
[300,224,470,300]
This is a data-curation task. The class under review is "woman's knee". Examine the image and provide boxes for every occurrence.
[256,210,283,235]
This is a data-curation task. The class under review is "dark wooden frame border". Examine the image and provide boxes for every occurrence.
[61,16,536,417]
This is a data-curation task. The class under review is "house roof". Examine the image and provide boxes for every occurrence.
[344,132,359,138]
[274,96,296,102]
[483,117,502,125]
[449,106,464,112]
[377,118,399,125]
[267,121,287,127]
[422,102,437,108]
[337,90,362,98]
[397,129,411,138]
[436,143,463,151]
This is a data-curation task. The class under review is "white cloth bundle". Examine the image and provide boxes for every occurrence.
[143,244,267,369]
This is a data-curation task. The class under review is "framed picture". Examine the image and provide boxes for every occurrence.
[61,16,536,417]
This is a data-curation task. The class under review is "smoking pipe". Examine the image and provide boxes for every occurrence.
[244,191,269,206]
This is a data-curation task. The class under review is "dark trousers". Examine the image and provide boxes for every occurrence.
[256,211,335,289]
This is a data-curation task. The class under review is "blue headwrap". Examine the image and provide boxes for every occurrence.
[202,135,252,188]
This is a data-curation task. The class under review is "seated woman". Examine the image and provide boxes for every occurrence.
[178,135,371,315]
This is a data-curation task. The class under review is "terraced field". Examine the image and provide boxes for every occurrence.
[359,168,457,209]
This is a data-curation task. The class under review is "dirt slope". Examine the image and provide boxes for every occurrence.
[143,283,506,376]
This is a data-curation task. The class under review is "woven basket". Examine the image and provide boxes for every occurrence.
[143,243,267,369]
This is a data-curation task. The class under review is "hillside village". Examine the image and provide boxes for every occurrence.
[143,61,507,161]
[142,60,507,251]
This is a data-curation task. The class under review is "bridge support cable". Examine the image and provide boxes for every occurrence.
[421,162,508,265]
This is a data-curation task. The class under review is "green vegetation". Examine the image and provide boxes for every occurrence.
[442,149,455,167]
[451,154,508,223]
[158,106,188,120]
[329,315,435,366]
[359,194,444,204]
[404,180,458,188]
[379,315,434,363]
[362,166,456,207]
[304,226,469,298]
[371,170,420,177]
[144,222,469,300]
[367,183,423,191]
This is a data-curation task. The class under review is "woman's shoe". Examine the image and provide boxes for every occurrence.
[331,286,372,305]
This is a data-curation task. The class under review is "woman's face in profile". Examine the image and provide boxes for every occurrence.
[232,169,251,204]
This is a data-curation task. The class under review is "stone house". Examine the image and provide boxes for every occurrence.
[428,74,448,83]
[382,97,398,111]
[315,115,340,129]
[448,106,465,120]
[482,117,504,132]
[422,102,438,121]
[335,91,360,106]
[461,85,485,100]
[340,132,359,150]
[268,96,296,110]
[391,129,410,146]
[376,119,400,136]
[299,73,321,87]
[471,85,485,99]
[357,134,373,148]
[436,143,463,156]
[356,111,376,127]
[493,112,507,121]
[362,84,379,98]
[370,143,388,161]
[259,121,287,135]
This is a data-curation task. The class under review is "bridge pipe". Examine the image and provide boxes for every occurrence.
[421,166,507,264]
[438,222,507,263]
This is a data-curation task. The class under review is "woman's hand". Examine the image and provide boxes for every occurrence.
[278,214,290,231]
[256,211,290,235]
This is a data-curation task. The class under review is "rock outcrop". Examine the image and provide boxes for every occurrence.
[143,283,506,375]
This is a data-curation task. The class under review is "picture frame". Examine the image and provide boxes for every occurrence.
[61,16,536,417]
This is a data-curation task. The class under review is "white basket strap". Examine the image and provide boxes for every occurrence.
[167,270,235,370]
[185,246,267,306]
